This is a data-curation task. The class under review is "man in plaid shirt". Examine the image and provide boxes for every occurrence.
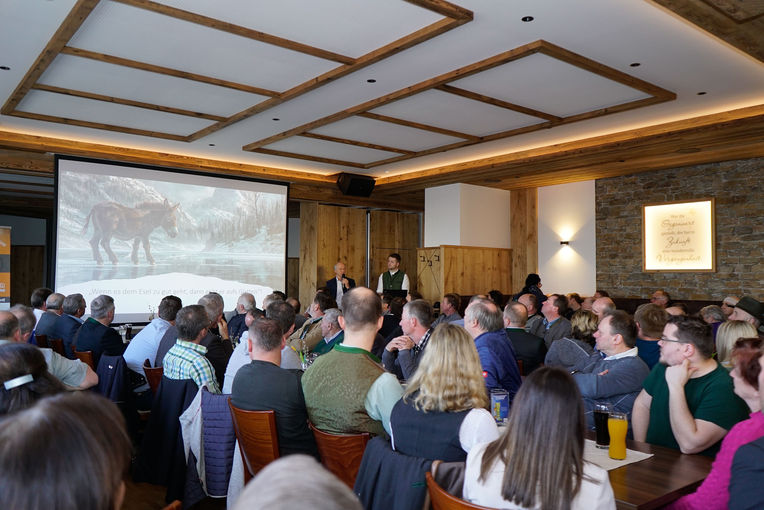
[163,304,221,393]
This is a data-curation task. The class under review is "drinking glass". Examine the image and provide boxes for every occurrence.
[593,402,612,448]
[608,411,628,460]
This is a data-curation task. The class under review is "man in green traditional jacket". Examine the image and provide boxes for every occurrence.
[375,252,410,294]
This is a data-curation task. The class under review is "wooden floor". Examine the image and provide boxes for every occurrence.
[122,479,226,510]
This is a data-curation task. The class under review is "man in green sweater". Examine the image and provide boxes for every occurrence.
[302,287,403,437]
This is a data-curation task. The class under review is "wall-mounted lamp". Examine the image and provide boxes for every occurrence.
[560,240,570,246]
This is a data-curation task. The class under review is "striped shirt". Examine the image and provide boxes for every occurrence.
[163,339,220,393]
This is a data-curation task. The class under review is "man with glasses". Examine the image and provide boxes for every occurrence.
[632,316,748,456]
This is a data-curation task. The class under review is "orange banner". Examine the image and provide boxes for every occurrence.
[0,226,10,310]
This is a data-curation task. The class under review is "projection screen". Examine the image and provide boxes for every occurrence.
[55,156,288,323]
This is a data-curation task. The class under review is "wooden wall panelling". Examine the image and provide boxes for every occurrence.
[441,245,512,297]
[416,247,441,303]
[10,245,45,305]
[369,211,420,292]
[286,257,299,301]
[510,188,538,294]
[315,205,367,288]
[299,202,318,309]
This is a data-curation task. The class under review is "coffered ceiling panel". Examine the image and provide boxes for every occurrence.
[262,137,400,167]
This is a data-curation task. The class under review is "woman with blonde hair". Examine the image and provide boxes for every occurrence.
[389,323,499,461]
[463,367,615,510]
[716,320,758,368]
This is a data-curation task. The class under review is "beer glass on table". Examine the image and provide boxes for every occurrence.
[593,402,612,449]
[608,411,628,460]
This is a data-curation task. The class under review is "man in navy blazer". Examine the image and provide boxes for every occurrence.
[52,293,87,358]
[326,262,355,307]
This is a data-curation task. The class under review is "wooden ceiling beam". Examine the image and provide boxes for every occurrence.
[300,132,414,155]
[357,112,479,141]
[436,84,561,122]
[0,149,54,173]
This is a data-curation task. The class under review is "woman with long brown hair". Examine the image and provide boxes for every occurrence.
[463,366,615,510]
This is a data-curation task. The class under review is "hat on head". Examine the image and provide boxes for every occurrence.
[735,296,764,321]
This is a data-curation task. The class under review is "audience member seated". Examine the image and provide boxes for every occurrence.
[565,292,583,319]
[302,287,403,437]
[389,323,498,461]
[431,293,462,327]
[728,296,763,332]
[464,298,522,402]
[314,308,344,356]
[592,296,616,321]
[29,286,53,325]
[716,321,758,369]
[544,310,598,371]
[720,295,739,318]
[581,295,595,311]
[382,299,433,380]
[223,301,300,393]
[650,289,671,308]
[232,455,362,510]
[0,343,65,415]
[163,305,221,393]
[633,316,749,456]
[53,293,86,358]
[231,318,319,459]
[288,291,337,353]
[634,303,670,369]
[512,273,547,306]
[33,292,64,339]
[700,305,726,326]
[378,295,405,342]
[287,296,307,330]
[123,295,182,392]
[594,289,610,299]
[0,391,132,510]
[503,302,546,374]
[571,311,649,434]
[530,293,572,348]
[2,308,97,390]
[228,292,259,342]
[666,337,764,510]
[463,367,615,509]
[72,294,126,368]
[666,302,689,316]
[156,293,233,388]
[517,293,542,335]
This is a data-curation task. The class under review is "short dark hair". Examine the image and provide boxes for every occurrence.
[604,310,637,348]
[158,295,183,322]
[732,337,763,389]
[567,293,583,306]
[488,290,504,307]
[341,287,382,330]
[404,300,433,328]
[0,392,131,510]
[272,291,288,301]
[634,303,669,339]
[668,315,714,359]
[0,311,19,339]
[443,293,461,311]
[389,297,406,317]
[249,318,283,352]
[0,343,66,414]
[313,292,337,313]
[176,305,209,342]
[30,288,53,309]
[550,294,568,316]
[595,289,610,297]
[519,293,538,310]
[388,253,401,263]
[266,301,296,336]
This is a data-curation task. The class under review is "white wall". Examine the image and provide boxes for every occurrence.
[425,183,510,248]
[538,181,596,295]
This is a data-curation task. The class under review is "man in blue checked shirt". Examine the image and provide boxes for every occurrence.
[163,304,220,393]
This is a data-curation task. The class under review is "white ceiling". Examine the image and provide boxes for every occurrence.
[1,0,763,179]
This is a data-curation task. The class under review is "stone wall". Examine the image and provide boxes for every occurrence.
[596,157,763,300]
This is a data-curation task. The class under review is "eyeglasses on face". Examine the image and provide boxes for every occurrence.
[660,336,686,344]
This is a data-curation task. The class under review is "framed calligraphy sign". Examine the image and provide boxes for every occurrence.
[642,199,715,272]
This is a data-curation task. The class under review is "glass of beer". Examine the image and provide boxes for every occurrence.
[608,411,628,460]
[593,403,612,448]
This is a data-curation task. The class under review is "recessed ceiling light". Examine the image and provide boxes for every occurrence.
[629,62,641,67]
[272,118,280,121]
[521,16,534,22]
[697,91,707,95]
[208,143,215,146]
[0,66,10,71]
[367,79,376,83]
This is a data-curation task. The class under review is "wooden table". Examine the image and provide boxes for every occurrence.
[587,432,713,510]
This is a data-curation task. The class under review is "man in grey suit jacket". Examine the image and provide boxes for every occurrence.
[531,293,572,348]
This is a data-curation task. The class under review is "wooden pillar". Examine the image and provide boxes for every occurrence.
[369,211,419,292]
[510,188,538,295]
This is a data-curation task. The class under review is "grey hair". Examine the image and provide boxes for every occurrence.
[504,302,528,327]
[90,295,114,320]
[10,305,36,335]
[404,299,433,328]
[323,308,342,329]
[466,298,504,332]
[262,293,284,310]
[45,293,65,311]
[237,292,256,311]
[62,294,85,315]
[700,305,726,324]
[198,293,224,323]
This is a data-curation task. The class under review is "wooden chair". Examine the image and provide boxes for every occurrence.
[35,334,49,348]
[74,350,96,371]
[309,422,370,489]
[516,359,524,376]
[228,400,280,482]
[49,338,65,356]
[143,359,164,395]
[426,471,493,510]
[161,500,182,510]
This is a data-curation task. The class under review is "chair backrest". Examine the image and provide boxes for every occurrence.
[426,471,493,510]
[49,338,65,356]
[161,499,182,510]
[143,359,164,395]
[309,422,370,489]
[516,358,525,376]
[35,334,49,348]
[75,350,96,371]
[228,400,279,482]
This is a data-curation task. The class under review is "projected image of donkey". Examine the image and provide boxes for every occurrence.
[81,199,180,265]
